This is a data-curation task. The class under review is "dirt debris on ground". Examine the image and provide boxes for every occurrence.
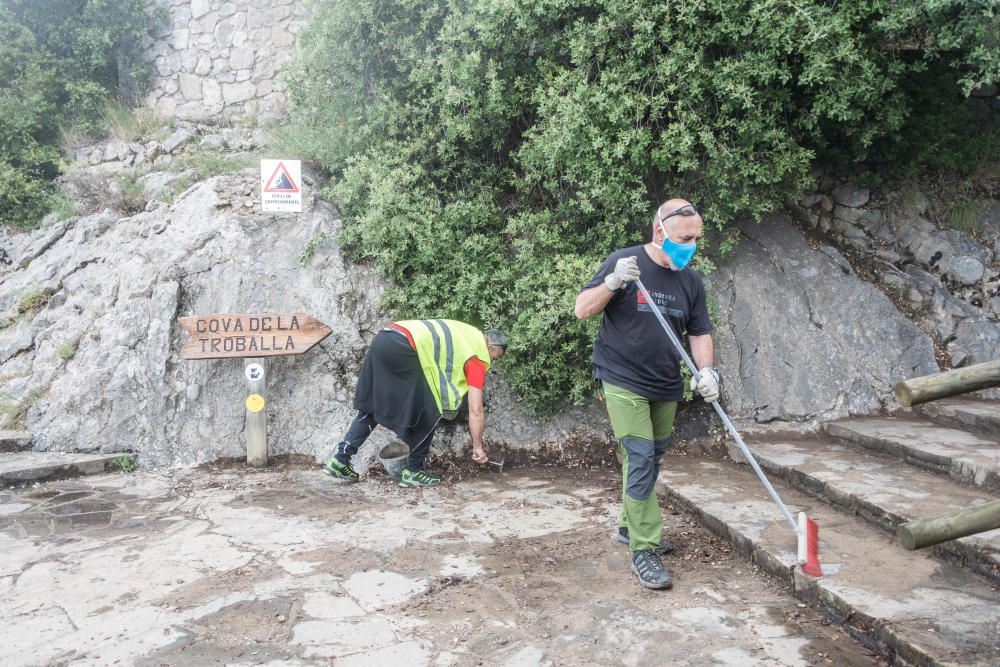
[0,457,885,666]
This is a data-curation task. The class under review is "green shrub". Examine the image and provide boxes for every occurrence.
[48,191,77,221]
[170,145,259,181]
[101,99,169,144]
[291,0,1000,414]
[947,197,984,234]
[58,160,134,215]
[0,159,59,229]
[111,172,147,215]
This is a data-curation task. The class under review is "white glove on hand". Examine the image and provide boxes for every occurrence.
[604,256,641,291]
[691,366,721,402]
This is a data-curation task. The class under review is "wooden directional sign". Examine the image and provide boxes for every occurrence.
[179,313,332,360]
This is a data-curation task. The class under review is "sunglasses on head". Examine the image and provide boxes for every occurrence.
[659,204,699,224]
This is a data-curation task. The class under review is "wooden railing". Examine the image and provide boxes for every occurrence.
[894,359,1000,407]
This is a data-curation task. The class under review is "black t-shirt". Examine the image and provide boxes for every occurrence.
[582,244,713,401]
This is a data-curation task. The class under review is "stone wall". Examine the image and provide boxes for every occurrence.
[142,0,312,121]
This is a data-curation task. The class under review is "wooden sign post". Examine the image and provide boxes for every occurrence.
[179,313,332,466]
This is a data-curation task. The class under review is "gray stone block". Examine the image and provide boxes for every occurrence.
[831,182,870,208]
[944,255,986,286]
[179,73,203,100]
[191,0,211,19]
[222,81,255,104]
[163,128,194,153]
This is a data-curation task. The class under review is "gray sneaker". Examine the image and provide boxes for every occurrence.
[616,527,673,555]
[631,549,672,590]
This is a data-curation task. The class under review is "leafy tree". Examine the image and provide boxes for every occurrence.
[289,0,1000,414]
[0,0,150,228]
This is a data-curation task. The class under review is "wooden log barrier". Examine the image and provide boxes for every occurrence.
[897,500,1000,550]
[894,359,1000,407]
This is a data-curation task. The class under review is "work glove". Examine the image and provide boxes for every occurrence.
[691,366,721,402]
[604,256,641,291]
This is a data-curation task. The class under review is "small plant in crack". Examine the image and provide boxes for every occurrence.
[17,288,54,316]
[298,232,327,267]
[110,454,138,473]
[58,341,78,362]
[0,386,48,429]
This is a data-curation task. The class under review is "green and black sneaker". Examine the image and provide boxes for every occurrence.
[322,457,359,482]
[399,468,442,488]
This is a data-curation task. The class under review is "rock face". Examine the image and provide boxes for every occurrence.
[792,178,1000,370]
[0,150,987,464]
[709,214,939,422]
[0,170,608,467]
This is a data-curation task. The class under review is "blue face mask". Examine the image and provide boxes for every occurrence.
[659,222,697,269]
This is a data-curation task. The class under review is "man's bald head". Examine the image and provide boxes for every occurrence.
[652,198,701,235]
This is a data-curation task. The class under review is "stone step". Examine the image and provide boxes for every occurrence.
[919,399,1000,437]
[657,456,1000,667]
[0,430,32,453]
[0,452,130,487]
[745,436,1000,583]
[825,417,1000,492]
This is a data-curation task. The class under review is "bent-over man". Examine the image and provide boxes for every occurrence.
[323,319,507,488]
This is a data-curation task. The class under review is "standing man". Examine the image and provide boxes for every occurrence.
[574,199,720,590]
[323,319,508,488]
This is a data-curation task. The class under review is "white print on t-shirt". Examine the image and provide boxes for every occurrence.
[637,289,683,318]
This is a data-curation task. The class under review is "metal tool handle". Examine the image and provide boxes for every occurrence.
[634,278,800,534]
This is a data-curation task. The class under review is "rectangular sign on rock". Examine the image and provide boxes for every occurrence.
[260,159,302,212]
[179,313,331,360]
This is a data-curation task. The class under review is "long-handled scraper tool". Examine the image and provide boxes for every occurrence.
[635,278,822,577]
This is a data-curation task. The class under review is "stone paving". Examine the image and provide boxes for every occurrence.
[746,436,1000,582]
[0,462,880,666]
[825,418,1000,491]
[658,457,1000,667]
[657,405,1000,667]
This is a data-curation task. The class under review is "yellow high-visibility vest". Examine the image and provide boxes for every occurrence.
[395,319,490,415]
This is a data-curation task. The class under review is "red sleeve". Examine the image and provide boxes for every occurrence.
[464,357,487,390]
[385,322,417,350]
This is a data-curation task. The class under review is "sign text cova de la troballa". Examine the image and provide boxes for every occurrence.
[179,313,332,360]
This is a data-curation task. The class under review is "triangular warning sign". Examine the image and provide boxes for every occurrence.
[264,162,300,193]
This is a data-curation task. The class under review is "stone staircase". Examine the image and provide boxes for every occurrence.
[0,431,129,487]
[658,398,1000,667]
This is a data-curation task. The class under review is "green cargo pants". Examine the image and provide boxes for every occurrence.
[603,381,677,552]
